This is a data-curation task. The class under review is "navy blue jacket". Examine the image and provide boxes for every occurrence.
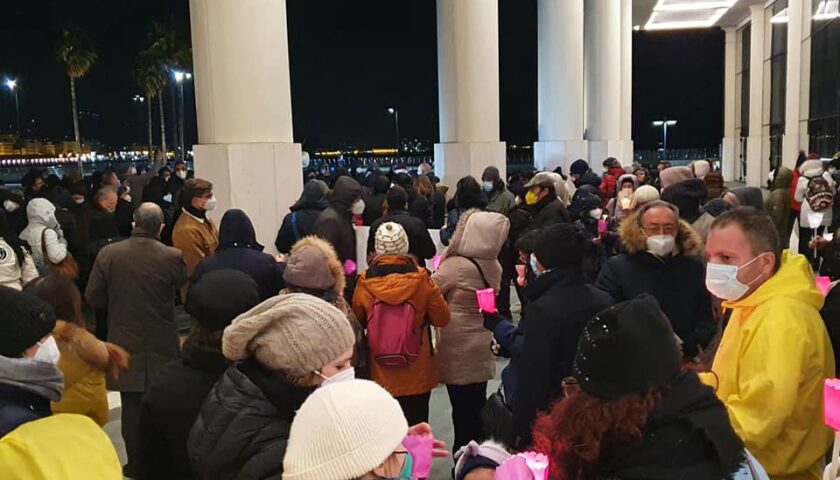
[194,209,285,301]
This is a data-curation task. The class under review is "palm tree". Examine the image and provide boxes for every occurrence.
[136,56,165,160]
[57,30,97,174]
[140,23,192,162]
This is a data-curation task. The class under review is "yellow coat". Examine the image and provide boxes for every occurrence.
[0,413,122,479]
[50,321,115,426]
[700,251,834,480]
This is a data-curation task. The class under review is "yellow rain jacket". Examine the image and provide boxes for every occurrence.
[700,251,834,480]
[0,413,122,479]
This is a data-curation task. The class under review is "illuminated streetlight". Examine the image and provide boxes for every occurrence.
[5,78,20,137]
[652,119,677,159]
[387,107,400,153]
[172,70,192,162]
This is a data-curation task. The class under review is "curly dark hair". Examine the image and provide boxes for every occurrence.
[532,388,662,480]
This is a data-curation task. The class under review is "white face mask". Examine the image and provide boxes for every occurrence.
[481,181,494,192]
[33,336,61,365]
[162,193,173,204]
[351,199,366,215]
[176,170,188,180]
[317,366,355,387]
[3,200,19,213]
[589,208,603,220]
[705,256,763,301]
[646,234,675,257]
[123,194,132,204]
[204,196,217,211]
[73,197,85,205]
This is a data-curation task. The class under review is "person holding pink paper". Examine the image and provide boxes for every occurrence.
[283,379,443,480]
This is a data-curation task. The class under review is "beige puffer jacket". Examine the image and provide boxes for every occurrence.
[432,209,509,385]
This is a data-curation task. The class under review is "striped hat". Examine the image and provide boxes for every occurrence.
[375,222,409,256]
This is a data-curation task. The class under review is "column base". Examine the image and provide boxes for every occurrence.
[533,140,588,173]
[588,140,623,172]
[722,137,737,182]
[745,136,763,188]
[434,141,507,187]
[618,139,634,166]
[194,142,303,253]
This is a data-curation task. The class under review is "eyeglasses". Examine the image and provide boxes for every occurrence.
[642,224,677,236]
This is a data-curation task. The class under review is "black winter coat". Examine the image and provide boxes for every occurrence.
[0,384,51,438]
[195,210,285,300]
[312,176,362,265]
[187,360,315,480]
[275,181,328,253]
[431,189,447,229]
[529,194,570,229]
[407,189,434,228]
[138,341,231,480]
[492,268,612,448]
[367,210,436,260]
[596,249,714,357]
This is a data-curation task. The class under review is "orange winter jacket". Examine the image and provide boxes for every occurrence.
[352,254,450,397]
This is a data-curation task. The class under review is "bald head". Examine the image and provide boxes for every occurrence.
[133,202,164,233]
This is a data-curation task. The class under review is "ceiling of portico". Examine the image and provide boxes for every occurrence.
[632,0,766,30]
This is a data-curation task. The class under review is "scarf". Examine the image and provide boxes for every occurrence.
[0,355,64,402]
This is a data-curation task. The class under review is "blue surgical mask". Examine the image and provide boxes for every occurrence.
[377,451,413,479]
[529,253,540,276]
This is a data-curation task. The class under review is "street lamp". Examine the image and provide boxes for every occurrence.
[652,119,677,159]
[173,70,192,162]
[5,79,19,137]
[387,107,400,153]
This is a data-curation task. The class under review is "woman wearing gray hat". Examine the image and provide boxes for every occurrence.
[187,293,356,480]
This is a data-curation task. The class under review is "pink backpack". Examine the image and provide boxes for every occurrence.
[366,299,421,368]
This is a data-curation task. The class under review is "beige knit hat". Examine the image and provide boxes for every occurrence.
[634,185,661,205]
[283,379,409,480]
[375,222,409,256]
[222,293,355,379]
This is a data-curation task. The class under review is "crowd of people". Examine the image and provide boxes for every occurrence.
[0,151,839,480]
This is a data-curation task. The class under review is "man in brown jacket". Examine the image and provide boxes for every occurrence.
[85,202,187,477]
[172,178,219,280]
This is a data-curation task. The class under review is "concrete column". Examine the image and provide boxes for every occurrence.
[189,0,302,251]
[746,4,766,187]
[799,0,812,154]
[435,0,506,186]
[722,27,738,181]
[782,0,804,168]
[619,0,634,164]
[533,0,587,172]
[585,0,623,171]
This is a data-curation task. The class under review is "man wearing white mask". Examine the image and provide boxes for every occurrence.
[172,178,219,284]
[0,286,63,439]
[702,208,833,480]
[596,200,714,358]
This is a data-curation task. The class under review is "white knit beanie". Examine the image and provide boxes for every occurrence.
[283,379,409,480]
[375,222,409,256]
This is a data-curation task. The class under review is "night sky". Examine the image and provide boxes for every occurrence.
[1,0,723,152]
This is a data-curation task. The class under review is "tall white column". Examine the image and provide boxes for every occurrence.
[585,0,623,171]
[722,27,738,181]
[746,4,766,187]
[435,0,506,186]
[189,0,302,252]
[619,0,634,165]
[782,0,810,167]
[533,0,586,172]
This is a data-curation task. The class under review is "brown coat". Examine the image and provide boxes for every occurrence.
[432,210,510,385]
[172,211,219,278]
[353,254,450,397]
[85,229,188,392]
[51,320,128,426]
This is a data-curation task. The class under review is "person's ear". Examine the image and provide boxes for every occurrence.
[760,252,776,276]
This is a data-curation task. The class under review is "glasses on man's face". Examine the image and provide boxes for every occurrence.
[642,224,677,236]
